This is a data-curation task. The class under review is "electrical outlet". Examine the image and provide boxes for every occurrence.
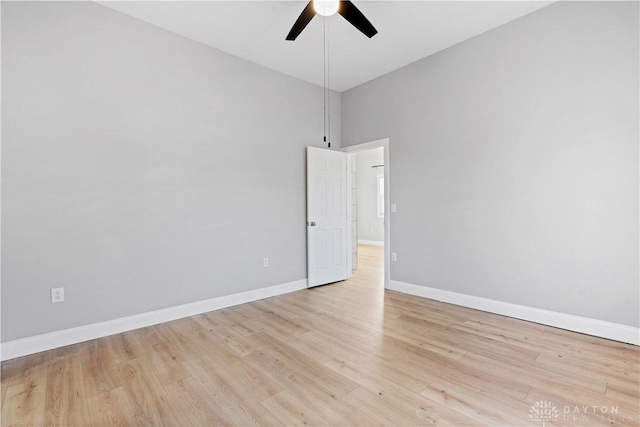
[391,252,397,262]
[391,204,397,213]
[51,287,64,303]
[263,258,269,267]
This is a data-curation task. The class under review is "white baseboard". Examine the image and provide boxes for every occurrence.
[358,239,384,247]
[389,280,639,346]
[0,279,307,361]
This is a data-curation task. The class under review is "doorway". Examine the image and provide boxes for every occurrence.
[343,138,390,289]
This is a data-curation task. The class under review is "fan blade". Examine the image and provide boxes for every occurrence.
[338,0,378,38]
[286,1,316,41]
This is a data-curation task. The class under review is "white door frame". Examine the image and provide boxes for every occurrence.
[343,138,390,289]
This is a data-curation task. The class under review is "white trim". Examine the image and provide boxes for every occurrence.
[0,279,307,361]
[342,138,390,289]
[342,138,389,153]
[0,3,4,358]
[377,173,384,218]
[358,239,384,247]
[345,153,355,279]
[389,280,640,346]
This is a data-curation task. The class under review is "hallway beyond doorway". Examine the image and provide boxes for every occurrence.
[353,244,384,288]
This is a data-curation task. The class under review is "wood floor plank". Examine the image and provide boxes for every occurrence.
[184,355,282,403]
[535,352,639,387]
[377,327,468,360]
[102,332,144,365]
[327,356,484,426]
[218,303,266,324]
[251,299,304,320]
[0,352,47,407]
[300,311,377,339]
[420,380,536,426]
[239,311,311,338]
[459,350,608,396]
[80,340,125,397]
[221,397,283,427]
[393,347,532,400]
[193,311,255,338]
[341,386,426,426]
[302,328,402,364]
[605,382,640,414]
[1,375,47,427]
[260,390,331,427]
[87,386,138,427]
[249,332,359,398]
[542,327,638,353]
[162,376,237,426]
[118,359,180,426]
[44,355,91,426]
[244,343,381,426]
[420,324,542,362]
[251,325,337,364]
[143,341,192,386]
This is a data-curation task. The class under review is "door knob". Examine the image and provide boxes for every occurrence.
[309,222,316,226]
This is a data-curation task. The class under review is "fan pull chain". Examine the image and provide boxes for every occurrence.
[327,18,331,149]
[323,16,327,147]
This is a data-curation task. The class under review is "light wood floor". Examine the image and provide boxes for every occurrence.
[2,245,639,426]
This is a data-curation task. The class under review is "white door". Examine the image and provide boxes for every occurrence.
[307,147,348,287]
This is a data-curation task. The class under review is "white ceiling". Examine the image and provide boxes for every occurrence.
[99,1,553,92]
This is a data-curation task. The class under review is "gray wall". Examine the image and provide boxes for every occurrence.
[357,147,384,243]
[342,2,639,327]
[1,1,340,341]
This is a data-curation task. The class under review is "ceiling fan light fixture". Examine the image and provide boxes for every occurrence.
[286,0,377,41]
[313,0,339,17]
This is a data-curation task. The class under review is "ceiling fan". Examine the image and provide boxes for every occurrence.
[286,0,378,41]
